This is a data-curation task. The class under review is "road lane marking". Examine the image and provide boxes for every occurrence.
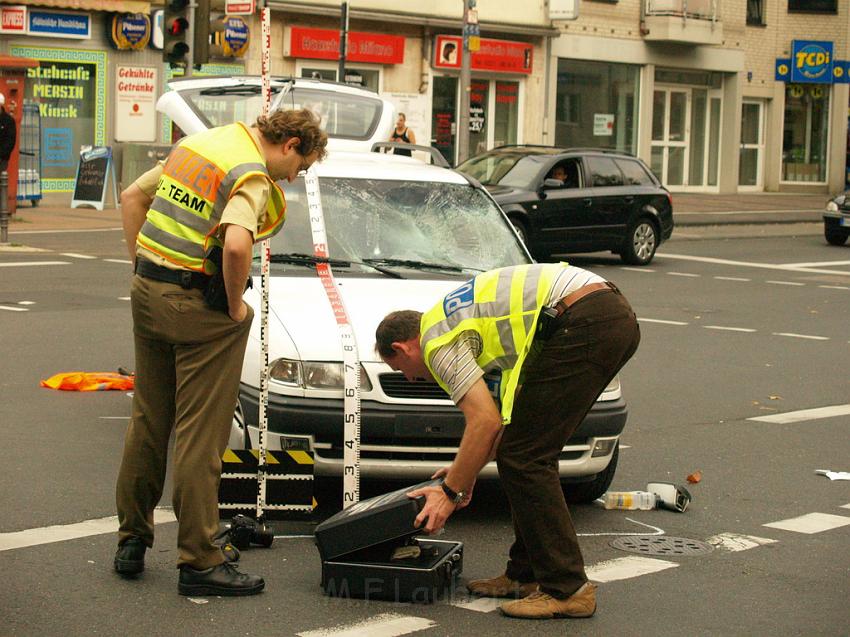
[61,253,97,259]
[772,332,829,341]
[103,258,132,265]
[18,300,35,305]
[0,305,28,312]
[658,253,850,276]
[782,260,850,267]
[620,267,655,273]
[819,285,850,290]
[714,276,751,281]
[0,260,70,267]
[676,209,810,215]
[668,272,700,277]
[0,508,176,552]
[763,513,850,534]
[118,296,130,301]
[747,404,850,424]
[296,614,436,637]
[842,504,850,510]
[766,280,805,286]
[451,597,502,613]
[586,556,678,583]
[704,325,757,333]
[638,318,689,325]
[707,532,778,552]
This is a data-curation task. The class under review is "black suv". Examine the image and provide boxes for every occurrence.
[458,146,674,265]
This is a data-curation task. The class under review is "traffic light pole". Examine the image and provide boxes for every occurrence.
[184,0,196,77]
[338,2,349,83]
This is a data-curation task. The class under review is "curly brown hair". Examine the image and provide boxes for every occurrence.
[375,310,423,358]
[255,108,328,161]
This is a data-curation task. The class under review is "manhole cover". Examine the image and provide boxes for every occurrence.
[610,536,714,556]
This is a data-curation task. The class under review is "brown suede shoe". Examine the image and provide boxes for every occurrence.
[466,573,539,598]
[499,582,597,619]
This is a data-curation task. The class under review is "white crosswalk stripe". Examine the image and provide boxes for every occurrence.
[586,556,678,582]
[297,614,436,637]
[748,404,850,423]
[707,532,778,552]
[763,512,850,534]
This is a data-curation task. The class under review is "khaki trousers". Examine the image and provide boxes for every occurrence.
[116,274,253,569]
[498,288,640,599]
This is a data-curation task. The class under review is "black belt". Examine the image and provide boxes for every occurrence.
[135,257,211,290]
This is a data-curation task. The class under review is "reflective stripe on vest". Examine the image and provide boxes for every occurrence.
[137,122,286,272]
[421,263,566,424]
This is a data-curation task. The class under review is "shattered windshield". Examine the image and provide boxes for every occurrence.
[265,177,530,276]
[182,86,383,140]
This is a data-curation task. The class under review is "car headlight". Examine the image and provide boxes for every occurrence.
[269,359,372,390]
[827,200,839,212]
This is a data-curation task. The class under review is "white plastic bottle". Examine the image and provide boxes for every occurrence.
[602,490,657,510]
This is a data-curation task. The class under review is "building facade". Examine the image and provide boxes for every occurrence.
[1,0,848,204]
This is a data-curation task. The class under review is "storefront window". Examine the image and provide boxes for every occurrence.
[493,81,519,148]
[11,45,105,193]
[468,80,490,158]
[431,76,457,165]
[782,84,829,182]
[299,66,379,92]
[555,59,640,153]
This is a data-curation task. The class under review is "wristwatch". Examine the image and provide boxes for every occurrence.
[440,480,466,505]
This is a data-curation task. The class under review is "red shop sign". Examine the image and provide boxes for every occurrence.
[0,5,27,33]
[286,26,405,65]
[434,34,533,75]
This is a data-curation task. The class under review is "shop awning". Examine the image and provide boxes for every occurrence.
[0,55,39,69]
[0,0,150,13]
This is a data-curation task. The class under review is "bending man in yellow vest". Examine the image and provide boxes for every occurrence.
[115,109,327,596]
[375,262,640,619]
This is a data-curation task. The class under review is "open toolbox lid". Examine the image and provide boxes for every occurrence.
[314,479,440,561]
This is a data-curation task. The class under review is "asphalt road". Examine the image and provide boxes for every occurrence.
[1,226,848,636]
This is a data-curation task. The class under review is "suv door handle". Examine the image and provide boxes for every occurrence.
[583,198,593,207]
[624,195,634,203]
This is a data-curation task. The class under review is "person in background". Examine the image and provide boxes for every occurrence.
[390,113,416,157]
[0,92,16,174]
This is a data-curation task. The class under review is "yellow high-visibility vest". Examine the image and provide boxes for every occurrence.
[420,263,566,424]
[138,122,286,273]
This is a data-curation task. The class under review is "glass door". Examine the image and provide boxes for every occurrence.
[651,87,690,187]
[739,100,765,189]
[431,76,457,166]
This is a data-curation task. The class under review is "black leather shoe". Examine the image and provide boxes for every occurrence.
[114,536,146,577]
[178,562,264,596]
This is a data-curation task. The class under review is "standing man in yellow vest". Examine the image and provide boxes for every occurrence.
[114,109,327,596]
[375,263,640,619]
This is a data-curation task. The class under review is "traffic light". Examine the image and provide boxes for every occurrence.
[163,0,190,68]
[193,0,211,68]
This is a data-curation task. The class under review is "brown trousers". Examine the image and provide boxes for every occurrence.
[497,287,640,599]
[116,274,253,569]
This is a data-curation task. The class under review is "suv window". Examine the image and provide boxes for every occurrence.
[268,177,529,273]
[587,156,624,187]
[183,87,383,140]
[616,159,655,186]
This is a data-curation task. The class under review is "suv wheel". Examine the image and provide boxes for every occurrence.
[562,442,619,504]
[825,224,849,246]
[621,218,658,265]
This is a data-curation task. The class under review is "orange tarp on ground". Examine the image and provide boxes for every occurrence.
[41,372,134,392]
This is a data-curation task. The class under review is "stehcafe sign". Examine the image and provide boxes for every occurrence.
[285,26,405,65]
[434,34,533,74]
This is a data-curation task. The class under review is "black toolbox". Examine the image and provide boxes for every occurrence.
[314,480,464,603]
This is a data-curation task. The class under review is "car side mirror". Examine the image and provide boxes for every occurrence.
[542,178,563,189]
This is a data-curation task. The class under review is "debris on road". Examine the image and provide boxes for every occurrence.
[40,371,134,391]
[686,470,702,484]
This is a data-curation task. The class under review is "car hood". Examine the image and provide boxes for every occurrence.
[484,184,529,201]
[246,275,462,362]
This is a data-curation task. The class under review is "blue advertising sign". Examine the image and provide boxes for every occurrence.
[108,13,151,50]
[791,40,833,84]
[775,58,791,82]
[222,16,250,57]
[28,9,90,39]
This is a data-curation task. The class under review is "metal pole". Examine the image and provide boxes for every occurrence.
[338,2,349,82]
[457,0,472,165]
[0,171,9,245]
[185,0,196,77]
